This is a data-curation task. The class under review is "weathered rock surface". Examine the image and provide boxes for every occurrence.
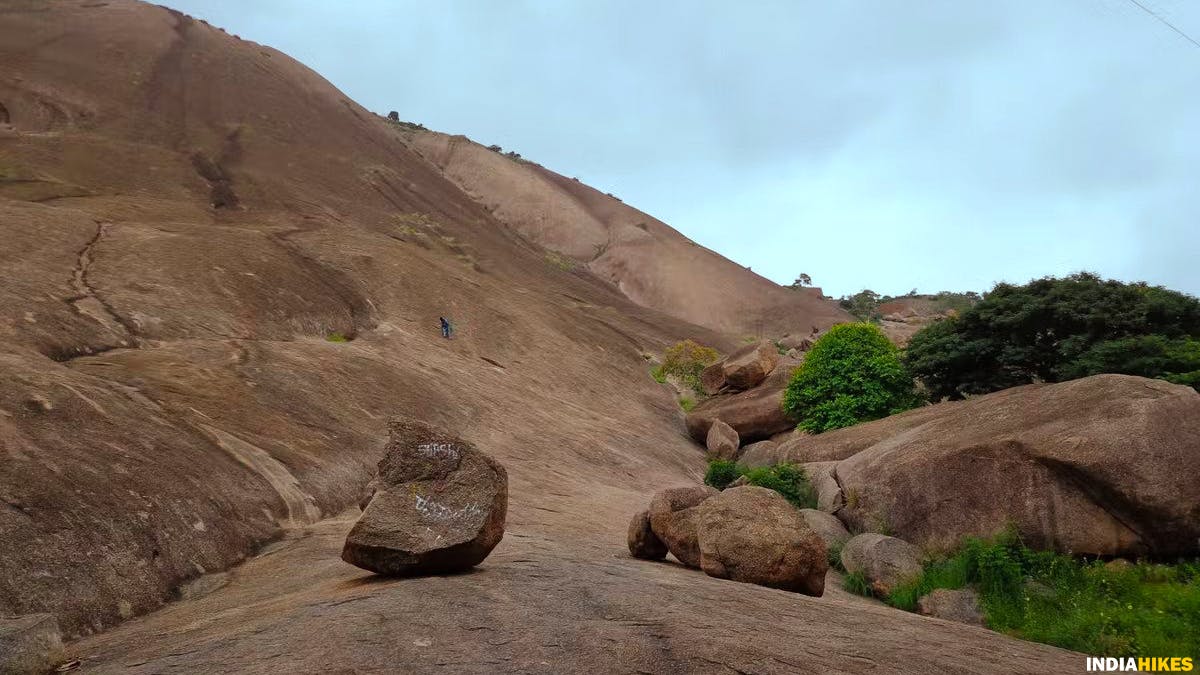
[685,358,800,444]
[627,510,668,560]
[736,440,778,468]
[648,486,718,567]
[799,509,851,551]
[831,375,1200,557]
[918,588,985,627]
[699,362,728,396]
[0,614,65,675]
[696,486,827,595]
[840,533,924,597]
[803,461,846,513]
[705,419,740,461]
[342,420,507,575]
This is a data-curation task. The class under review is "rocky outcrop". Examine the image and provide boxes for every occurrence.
[0,614,65,675]
[705,419,740,461]
[342,420,508,576]
[627,510,668,560]
[696,486,827,595]
[803,462,845,514]
[830,375,1200,557]
[917,588,985,627]
[686,358,800,444]
[648,485,719,567]
[840,533,923,597]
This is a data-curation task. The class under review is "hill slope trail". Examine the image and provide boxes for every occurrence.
[0,1,1075,671]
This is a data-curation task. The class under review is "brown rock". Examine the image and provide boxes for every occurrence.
[0,614,65,675]
[686,359,800,444]
[700,362,727,396]
[840,533,923,597]
[627,510,668,560]
[917,588,985,627]
[696,486,827,595]
[648,485,719,567]
[342,420,507,575]
[705,419,740,461]
[799,509,851,550]
[832,375,1200,557]
[737,440,780,468]
[722,341,779,391]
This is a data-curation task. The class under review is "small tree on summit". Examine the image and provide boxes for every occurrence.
[387,111,400,122]
[791,273,812,288]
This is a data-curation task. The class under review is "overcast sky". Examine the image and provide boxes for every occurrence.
[167,0,1199,298]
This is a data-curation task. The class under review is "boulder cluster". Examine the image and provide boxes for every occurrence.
[686,340,802,448]
[342,420,508,576]
[628,484,835,596]
[631,371,1200,626]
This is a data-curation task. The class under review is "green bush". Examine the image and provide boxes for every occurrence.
[905,273,1200,399]
[704,459,740,489]
[702,461,817,509]
[783,323,921,433]
[878,530,1200,657]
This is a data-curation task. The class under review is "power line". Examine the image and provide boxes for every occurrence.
[1126,0,1200,49]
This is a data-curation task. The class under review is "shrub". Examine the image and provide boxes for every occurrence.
[905,273,1200,399]
[678,396,696,412]
[704,459,739,489]
[659,340,720,392]
[783,323,920,433]
[649,365,667,384]
[702,460,817,509]
[881,530,1200,657]
[326,332,349,343]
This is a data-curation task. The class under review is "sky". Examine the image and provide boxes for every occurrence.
[167,0,1200,298]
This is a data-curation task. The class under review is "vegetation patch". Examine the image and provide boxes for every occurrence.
[655,340,719,393]
[325,332,350,343]
[856,530,1200,658]
[905,272,1200,399]
[678,396,696,412]
[704,460,817,510]
[543,251,577,271]
[783,323,921,433]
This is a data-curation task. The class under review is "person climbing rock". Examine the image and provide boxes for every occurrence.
[439,316,452,339]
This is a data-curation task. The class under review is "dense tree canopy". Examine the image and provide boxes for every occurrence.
[904,273,1200,399]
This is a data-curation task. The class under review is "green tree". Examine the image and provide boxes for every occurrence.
[838,289,882,322]
[783,323,921,433]
[904,273,1200,399]
[656,339,720,392]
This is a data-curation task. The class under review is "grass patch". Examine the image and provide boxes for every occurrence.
[844,570,875,598]
[703,460,817,510]
[650,365,667,384]
[877,530,1200,658]
[325,332,350,343]
[678,396,696,412]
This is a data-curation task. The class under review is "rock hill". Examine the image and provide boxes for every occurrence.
[0,2,1076,671]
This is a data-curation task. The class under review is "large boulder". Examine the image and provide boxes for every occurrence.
[342,420,508,575]
[705,419,740,461]
[736,440,777,468]
[648,485,718,567]
[802,461,845,514]
[830,375,1200,557]
[0,614,65,675]
[699,341,779,395]
[686,358,800,444]
[840,533,923,597]
[695,486,827,595]
[722,341,779,391]
[627,510,668,560]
